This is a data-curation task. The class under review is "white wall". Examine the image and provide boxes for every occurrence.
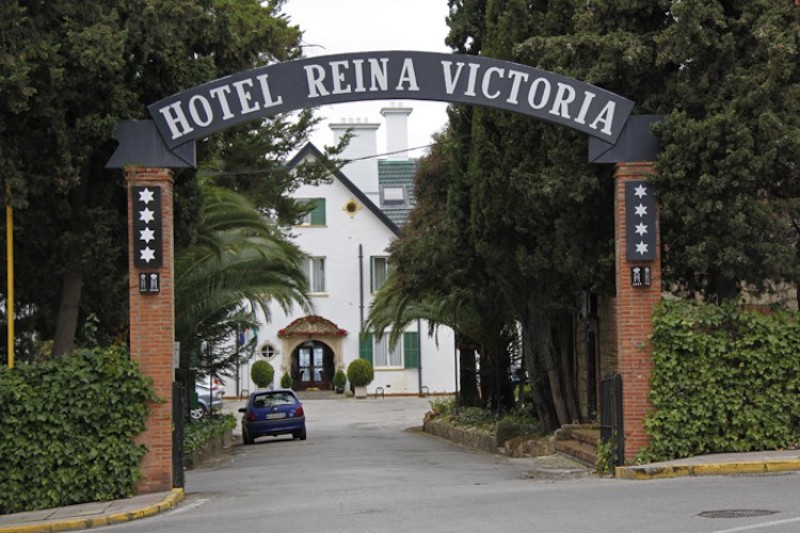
[219,110,456,397]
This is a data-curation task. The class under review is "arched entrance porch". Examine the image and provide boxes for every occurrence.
[277,315,347,391]
[290,340,335,391]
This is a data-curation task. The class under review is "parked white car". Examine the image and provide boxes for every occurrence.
[192,377,225,420]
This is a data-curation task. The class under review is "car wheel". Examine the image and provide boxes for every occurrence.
[243,429,255,445]
[190,405,206,421]
[294,428,307,441]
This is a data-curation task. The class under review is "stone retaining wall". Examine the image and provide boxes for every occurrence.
[423,419,499,453]
[185,429,234,469]
[423,419,554,458]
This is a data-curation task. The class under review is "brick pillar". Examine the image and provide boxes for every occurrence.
[125,166,175,493]
[614,161,660,462]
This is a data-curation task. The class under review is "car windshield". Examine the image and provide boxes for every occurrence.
[252,393,295,408]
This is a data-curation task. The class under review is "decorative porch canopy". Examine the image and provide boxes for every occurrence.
[278,316,348,338]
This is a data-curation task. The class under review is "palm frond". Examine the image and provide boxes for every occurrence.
[175,178,312,351]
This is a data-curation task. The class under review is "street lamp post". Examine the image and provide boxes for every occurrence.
[6,196,14,369]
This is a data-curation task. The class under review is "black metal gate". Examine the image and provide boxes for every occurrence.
[600,373,624,468]
[172,381,185,488]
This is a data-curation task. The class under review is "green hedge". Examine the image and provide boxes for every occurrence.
[184,414,236,455]
[0,345,156,514]
[643,300,800,462]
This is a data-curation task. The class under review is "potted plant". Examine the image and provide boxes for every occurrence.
[347,359,374,399]
[251,360,274,389]
[333,369,347,393]
[280,371,293,389]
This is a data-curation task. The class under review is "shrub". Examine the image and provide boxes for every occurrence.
[333,369,347,389]
[184,414,236,455]
[429,397,455,416]
[0,345,156,514]
[428,400,540,436]
[280,371,293,389]
[250,360,274,389]
[642,300,800,462]
[347,359,374,387]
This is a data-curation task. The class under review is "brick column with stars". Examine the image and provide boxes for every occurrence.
[614,161,660,463]
[125,166,175,493]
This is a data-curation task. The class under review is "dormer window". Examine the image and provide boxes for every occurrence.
[381,186,406,205]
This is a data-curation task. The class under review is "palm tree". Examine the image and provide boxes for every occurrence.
[366,273,476,346]
[366,272,516,410]
[175,178,311,379]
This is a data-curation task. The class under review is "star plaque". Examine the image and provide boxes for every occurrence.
[625,181,656,261]
[132,186,163,268]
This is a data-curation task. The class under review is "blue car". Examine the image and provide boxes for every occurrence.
[239,389,306,444]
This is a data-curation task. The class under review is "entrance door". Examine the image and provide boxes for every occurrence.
[292,341,334,391]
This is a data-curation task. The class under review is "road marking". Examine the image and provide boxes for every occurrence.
[168,498,209,515]
[711,516,800,533]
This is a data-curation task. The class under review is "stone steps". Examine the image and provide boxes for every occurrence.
[295,389,344,400]
[554,424,600,467]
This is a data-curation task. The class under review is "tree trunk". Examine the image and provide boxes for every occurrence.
[494,332,515,413]
[556,315,581,423]
[52,167,90,358]
[457,335,480,407]
[521,322,558,432]
[478,344,493,410]
[533,313,570,427]
[52,265,82,357]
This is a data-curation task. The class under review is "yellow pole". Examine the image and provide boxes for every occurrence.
[6,200,13,369]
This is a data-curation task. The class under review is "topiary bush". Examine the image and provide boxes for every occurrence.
[280,371,293,389]
[347,358,374,387]
[333,368,347,391]
[0,345,156,514]
[642,300,800,462]
[251,360,274,389]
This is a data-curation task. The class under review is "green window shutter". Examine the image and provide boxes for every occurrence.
[359,332,373,365]
[310,198,326,225]
[403,331,419,369]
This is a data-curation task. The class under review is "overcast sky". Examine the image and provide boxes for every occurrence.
[282,0,451,157]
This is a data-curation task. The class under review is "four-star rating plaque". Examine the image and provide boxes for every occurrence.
[132,186,163,268]
[625,181,656,261]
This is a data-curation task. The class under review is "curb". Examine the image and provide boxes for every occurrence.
[615,459,800,480]
[1,488,184,533]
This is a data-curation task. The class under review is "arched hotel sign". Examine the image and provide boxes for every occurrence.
[147,51,634,150]
[110,51,642,493]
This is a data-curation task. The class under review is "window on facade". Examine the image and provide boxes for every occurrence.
[371,256,390,292]
[374,334,403,367]
[298,198,326,226]
[260,344,277,359]
[359,331,419,369]
[381,186,405,205]
[301,257,326,293]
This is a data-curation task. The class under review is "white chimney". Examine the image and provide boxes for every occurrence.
[381,104,413,159]
[329,118,380,199]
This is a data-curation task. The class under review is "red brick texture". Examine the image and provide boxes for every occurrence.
[614,162,660,462]
[125,166,175,493]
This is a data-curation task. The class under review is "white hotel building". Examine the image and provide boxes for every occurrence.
[227,106,456,396]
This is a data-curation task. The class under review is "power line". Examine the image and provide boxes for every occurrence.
[348,143,436,161]
[199,141,439,178]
